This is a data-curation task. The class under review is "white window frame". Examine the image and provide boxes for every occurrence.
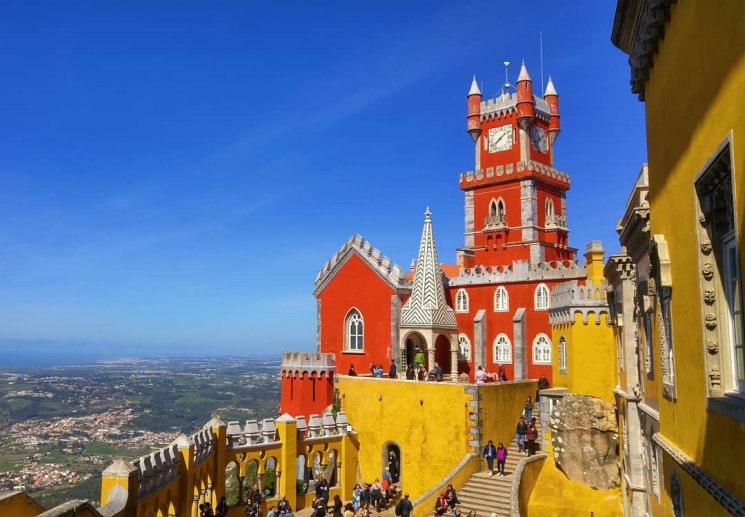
[344,308,364,353]
[534,283,550,310]
[532,334,552,364]
[558,335,567,373]
[494,286,509,312]
[456,288,469,313]
[458,334,471,361]
[545,198,555,226]
[493,333,512,364]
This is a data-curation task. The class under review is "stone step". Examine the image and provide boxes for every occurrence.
[459,490,511,505]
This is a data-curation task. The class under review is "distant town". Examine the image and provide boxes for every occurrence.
[0,356,281,508]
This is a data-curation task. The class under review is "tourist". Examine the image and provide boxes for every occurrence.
[249,483,262,505]
[332,495,343,517]
[417,364,426,381]
[496,442,508,476]
[414,348,424,367]
[523,396,533,422]
[215,496,228,517]
[434,492,448,516]
[516,416,528,454]
[428,362,443,381]
[444,483,459,509]
[374,364,384,378]
[498,364,508,382]
[200,503,214,517]
[358,502,371,517]
[395,493,413,517]
[371,478,384,512]
[245,497,259,517]
[277,495,292,517]
[348,364,358,376]
[360,484,371,508]
[466,511,476,517]
[483,439,497,476]
[525,417,538,456]
[388,450,400,483]
[537,376,549,401]
[475,365,488,384]
[266,507,277,517]
[405,363,415,380]
[352,484,362,512]
[389,359,397,378]
[344,503,356,517]
[313,498,327,517]
[452,508,463,517]
[458,371,470,383]
[315,477,329,509]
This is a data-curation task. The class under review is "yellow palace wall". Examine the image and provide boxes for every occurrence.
[642,0,745,514]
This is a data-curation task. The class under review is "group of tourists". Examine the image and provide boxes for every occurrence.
[515,396,539,456]
[347,360,397,379]
[432,484,476,517]
[473,364,507,384]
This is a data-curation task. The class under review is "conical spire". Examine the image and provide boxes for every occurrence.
[544,75,558,96]
[400,208,457,328]
[517,60,531,82]
[468,75,481,96]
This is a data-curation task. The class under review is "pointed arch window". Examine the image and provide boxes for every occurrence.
[456,289,469,313]
[458,334,471,361]
[493,334,512,364]
[545,198,555,226]
[494,286,509,312]
[345,309,364,352]
[534,283,550,310]
[533,334,552,364]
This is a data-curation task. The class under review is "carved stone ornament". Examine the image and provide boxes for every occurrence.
[705,313,717,330]
[703,289,716,305]
[700,241,712,255]
[706,339,719,354]
[709,366,721,388]
[702,263,715,280]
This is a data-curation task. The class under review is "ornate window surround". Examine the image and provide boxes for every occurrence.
[532,334,552,364]
[344,308,364,353]
[558,335,567,374]
[494,286,509,312]
[457,334,471,361]
[455,288,469,313]
[493,333,512,364]
[534,283,550,311]
[649,235,675,399]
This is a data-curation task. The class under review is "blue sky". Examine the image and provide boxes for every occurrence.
[0,1,646,360]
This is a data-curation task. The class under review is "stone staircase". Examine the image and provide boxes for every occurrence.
[456,408,542,517]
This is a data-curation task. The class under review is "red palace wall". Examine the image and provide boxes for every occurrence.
[317,253,397,375]
[279,370,334,422]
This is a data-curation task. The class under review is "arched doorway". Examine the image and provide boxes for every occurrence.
[434,334,452,378]
[382,442,401,484]
[404,332,427,371]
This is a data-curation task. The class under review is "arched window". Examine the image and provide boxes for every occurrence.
[456,289,469,313]
[534,283,550,310]
[545,198,555,225]
[558,335,567,373]
[458,334,471,361]
[345,309,364,351]
[533,334,552,364]
[489,199,498,218]
[494,286,509,312]
[493,334,512,364]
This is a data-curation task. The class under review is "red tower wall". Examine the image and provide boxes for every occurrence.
[317,253,397,375]
[279,353,335,421]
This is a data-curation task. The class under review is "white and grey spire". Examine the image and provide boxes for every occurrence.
[400,208,457,328]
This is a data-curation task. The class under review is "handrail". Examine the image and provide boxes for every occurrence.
[509,453,547,517]
[412,453,477,507]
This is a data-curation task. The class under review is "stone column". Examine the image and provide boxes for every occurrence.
[473,310,486,371]
[450,335,459,382]
[513,308,527,380]
[192,495,200,517]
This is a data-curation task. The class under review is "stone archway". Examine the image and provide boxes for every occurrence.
[402,332,428,376]
[434,334,452,379]
[382,441,402,484]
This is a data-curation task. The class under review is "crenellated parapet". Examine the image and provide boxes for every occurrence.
[458,160,571,191]
[226,418,279,448]
[133,443,182,498]
[280,352,335,376]
[479,92,552,121]
[313,235,409,296]
[548,280,611,325]
[448,259,586,287]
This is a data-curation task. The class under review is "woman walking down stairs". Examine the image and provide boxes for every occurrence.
[457,407,542,517]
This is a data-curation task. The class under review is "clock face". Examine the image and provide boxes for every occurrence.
[487,125,513,153]
[529,125,548,153]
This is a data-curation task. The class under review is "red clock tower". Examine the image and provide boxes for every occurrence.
[459,63,574,268]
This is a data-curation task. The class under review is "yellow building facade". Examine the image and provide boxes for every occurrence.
[612,0,745,514]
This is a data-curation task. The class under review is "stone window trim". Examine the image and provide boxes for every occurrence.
[456,288,470,313]
[494,286,509,312]
[558,335,567,374]
[493,333,512,364]
[344,307,364,353]
[532,333,552,365]
[458,333,471,362]
[649,235,675,400]
[534,283,550,311]
[694,135,745,402]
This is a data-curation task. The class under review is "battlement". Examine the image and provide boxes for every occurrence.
[314,234,409,296]
[448,259,587,287]
[480,93,551,121]
[131,442,182,498]
[459,160,571,191]
[548,279,610,325]
[281,351,335,374]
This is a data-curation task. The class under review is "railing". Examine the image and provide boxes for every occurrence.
[509,453,548,516]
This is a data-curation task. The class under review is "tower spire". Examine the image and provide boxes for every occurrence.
[468,75,481,96]
[517,59,531,82]
[400,208,456,328]
[544,75,558,96]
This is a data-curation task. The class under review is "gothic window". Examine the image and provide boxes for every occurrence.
[489,199,498,218]
[456,289,469,313]
[696,145,744,394]
[494,286,509,312]
[534,284,550,310]
[545,198,555,225]
[458,334,471,361]
[558,335,567,373]
[650,440,661,500]
[498,199,506,220]
[533,334,552,364]
[493,334,512,364]
[345,309,364,352]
